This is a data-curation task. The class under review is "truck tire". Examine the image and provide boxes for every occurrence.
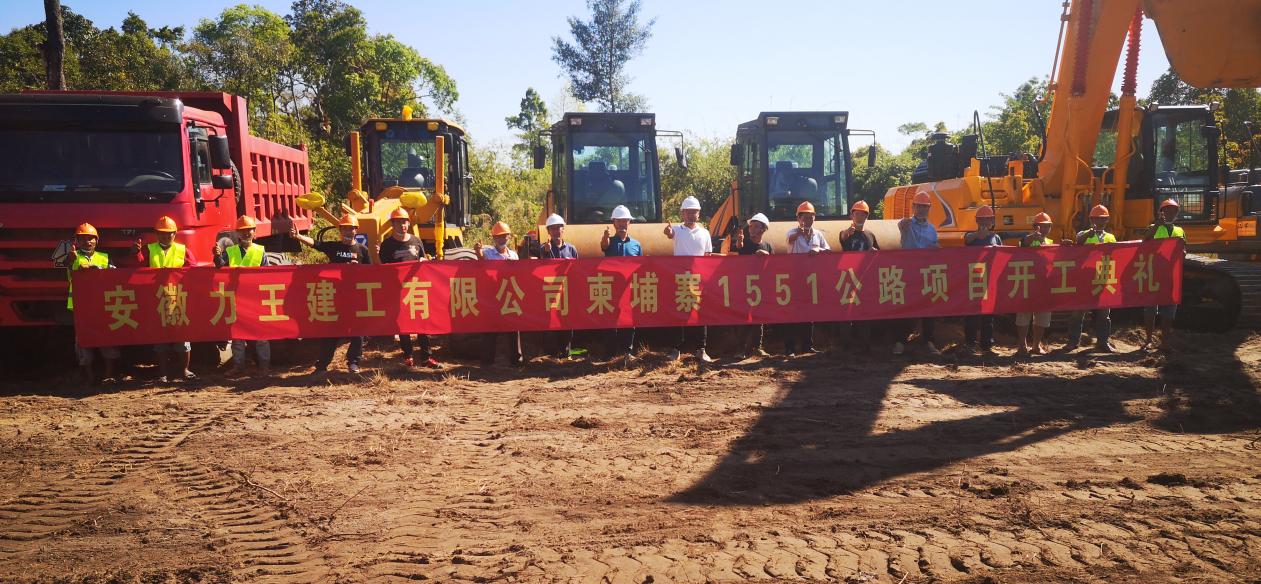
[442,247,478,261]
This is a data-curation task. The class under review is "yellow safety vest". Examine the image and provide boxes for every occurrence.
[1079,230,1117,244]
[67,251,110,311]
[148,242,186,268]
[1026,237,1052,247]
[226,243,265,267]
[1154,224,1185,239]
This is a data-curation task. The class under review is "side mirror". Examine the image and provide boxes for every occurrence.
[532,145,546,170]
[211,173,234,190]
[344,134,354,157]
[675,147,688,170]
[867,146,878,168]
[1202,125,1223,140]
[729,143,744,167]
[209,135,232,170]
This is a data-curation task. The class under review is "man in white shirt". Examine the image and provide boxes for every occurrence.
[785,202,829,355]
[663,196,714,362]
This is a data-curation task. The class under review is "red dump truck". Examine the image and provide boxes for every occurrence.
[0,91,313,326]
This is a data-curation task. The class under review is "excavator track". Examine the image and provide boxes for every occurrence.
[1179,254,1261,332]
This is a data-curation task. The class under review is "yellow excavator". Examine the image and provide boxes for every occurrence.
[297,107,476,261]
[881,0,1261,330]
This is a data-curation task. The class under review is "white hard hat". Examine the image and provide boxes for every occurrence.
[611,205,633,220]
[545,213,566,227]
[681,196,701,211]
[747,213,770,227]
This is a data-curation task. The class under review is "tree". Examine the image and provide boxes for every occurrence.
[551,0,655,113]
[660,135,736,222]
[185,5,292,131]
[42,0,65,90]
[1146,67,1261,169]
[505,88,549,160]
[983,77,1048,158]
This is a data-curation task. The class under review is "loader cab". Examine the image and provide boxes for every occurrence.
[730,112,855,222]
[357,118,471,229]
[1095,105,1218,224]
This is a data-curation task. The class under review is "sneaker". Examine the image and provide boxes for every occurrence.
[423,358,440,368]
[786,352,796,358]
[157,375,169,384]
[403,357,414,367]
[802,346,818,354]
[734,351,747,360]
[696,349,714,363]
[893,342,905,355]
[926,342,940,356]
[754,348,771,358]
[348,363,360,374]
[667,349,681,361]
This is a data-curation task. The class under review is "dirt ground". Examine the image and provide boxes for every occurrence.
[2,321,1261,584]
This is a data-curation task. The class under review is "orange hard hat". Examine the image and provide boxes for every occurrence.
[389,207,410,220]
[338,214,359,227]
[234,215,256,230]
[1089,205,1110,218]
[796,201,816,215]
[1033,212,1052,225]
[75,223,98,237]
[912,191,932,205]
[491,221,512,236]
[851,200,870,214]
[1160,198,1180,210]
[976,205,995,218]
[154,216,177,232]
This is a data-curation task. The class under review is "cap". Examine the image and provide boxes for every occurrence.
[912,191,932,205]
[611,205,633,220]
[976,205,995,218]
[851,200,871,214]
[338,214,359,227]
[234,215,257,230]
[681,196,701,211]
[76,223,98,237]
[491,221,512,236]
[747,213,770,227]
[1160,198,1180,210]
[1033,212,1052,224]
[154,216,177,232]
[796,201,816,215]
[545,213,566,227]
[1089,205,1110,218]
[389,207,410,220]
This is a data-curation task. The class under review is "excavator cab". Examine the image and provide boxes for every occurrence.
[730,112,855,222]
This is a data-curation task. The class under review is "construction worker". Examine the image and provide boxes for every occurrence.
[1015,213,1055,355]
[289,215,372,373]
[664,196,714,362]
[784,201,829,356]
[1068,204,1118,353]
[1142,198,1185,352]
[839,201,878,351]
[213,215,272,377]
[130,216,197,383]
[378,207,437,368]
[963,205,1003,352]
[895,191,941,356]
[474,222,522,366]
[601,205,642,363]
[731,213,773,359]
[68,223,120,385]
[540,213,578,360]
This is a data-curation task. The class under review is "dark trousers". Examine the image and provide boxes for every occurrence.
[399,334,432,360]
[897,318,935,344]
[737,324,764,352]
[963,315,995,349]
[481,332,521,365]
[317,336,364,369]
[605,328,635,357]
[674,326,707,352]
[784,322,815,354]
[841,321,872,346]
[544,330,574,358]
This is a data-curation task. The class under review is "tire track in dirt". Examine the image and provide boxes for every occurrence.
[0,399,237,559]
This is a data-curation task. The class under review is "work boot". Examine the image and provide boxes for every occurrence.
[696,349,713,363]
[926,342,941,356]
[666,349,681,361]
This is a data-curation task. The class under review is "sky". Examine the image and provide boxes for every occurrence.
[1,0,1175,153]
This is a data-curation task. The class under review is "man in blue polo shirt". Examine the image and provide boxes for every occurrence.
[601,205,641,363]
[895,191,941,356]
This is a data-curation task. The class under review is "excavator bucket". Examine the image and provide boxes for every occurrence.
[1142,0,1261,88]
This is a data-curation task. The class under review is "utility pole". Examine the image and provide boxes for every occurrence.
[43,0,66,90]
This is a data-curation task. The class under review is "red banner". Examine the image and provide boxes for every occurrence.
[71,240,1183,347]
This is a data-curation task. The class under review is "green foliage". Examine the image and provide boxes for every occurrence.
[1146,67,1261,169]
[983,77,1048,157]
[659,135,736,223]
[850,144,916,219]
[465,142,549,245]
[185,5,292,131]
[505,87,549,160]
[551,0,655,113]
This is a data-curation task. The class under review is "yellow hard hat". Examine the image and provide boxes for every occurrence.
[976,205,995,218]
[796,201,816,215]
[491,221,512,236]
[235,215,256,230]
[851,200,870,214]
[912,191,932,205]
[1089,205,1110,218]
[76,223,98,237]
[154,216,177,232]
[338,214,359,227]
[389,207,410,220]
[1033,212,1052,224]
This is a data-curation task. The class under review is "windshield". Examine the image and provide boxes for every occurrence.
[1152,111,1211,220]
[0,122,183,197]
[378,136,445,190]
[765,130,847,221]
[569,132,658,224]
